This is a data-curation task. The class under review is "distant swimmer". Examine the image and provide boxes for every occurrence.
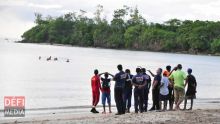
[39,56,41,60]
[54,57,58,61]
[47,56,51,61]
[66,59,70,62]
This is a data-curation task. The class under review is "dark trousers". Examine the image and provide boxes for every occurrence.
[168,87,174,108]
[134,88,144,113]
[152,89,160,110]
[114,87,125,114]
[124,88,132,110]
[143,88,149,111]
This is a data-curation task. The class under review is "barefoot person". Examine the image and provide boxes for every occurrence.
[184,68,197,110]
[132,68,147,113]
[100,72,114,114]
[124,69,133,113]
[114,64,127,115]
[90,69,101,113]
[169,64,187,110]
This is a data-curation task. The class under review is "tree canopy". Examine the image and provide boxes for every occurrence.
[21,5,220,54]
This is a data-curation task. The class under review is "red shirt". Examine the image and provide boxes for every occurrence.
[91,75,101,92]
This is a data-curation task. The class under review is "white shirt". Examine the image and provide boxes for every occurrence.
[160,76,169,95]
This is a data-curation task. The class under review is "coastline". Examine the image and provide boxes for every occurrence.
[1,108,220,124]
[1,102,220,124]
[16,42,220,57]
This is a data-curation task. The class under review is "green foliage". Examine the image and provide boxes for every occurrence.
[211,39,220,53]
[21,6,220,54]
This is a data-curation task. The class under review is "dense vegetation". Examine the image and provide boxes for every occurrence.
[21,5,220,54]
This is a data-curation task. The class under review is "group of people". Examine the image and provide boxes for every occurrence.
[90,64,197,115]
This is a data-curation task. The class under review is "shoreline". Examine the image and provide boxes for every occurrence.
[1,102,220,124]
[1,108,220,124]
[16,42,220,57]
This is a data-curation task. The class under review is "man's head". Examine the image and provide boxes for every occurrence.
[177,64,182,70]
[141,68,146,73]
[156,68,163,75]
[117,64,123,71]
[94,69,98,75]
[187,68,192,74]
[125,69,130,74]
[104,72,109,78]
[136,68,141,74]
[166,65,171,72]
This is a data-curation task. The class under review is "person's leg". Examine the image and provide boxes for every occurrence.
[143,88,148,111]
[149,90,156,111]
[127,89,132,112]
[114,88,121,114]
[102,93,106,114]
[176,89,185,110]
[184,97,187,110]
[155,90,160,110]
[139,89,144,113]
[123,89,128,112]
[174,88,179,110]
[164,100,167,111]
[120,88,126,114]
[134,89,139,113]
[189,98,193,110]
[107,93,111,113]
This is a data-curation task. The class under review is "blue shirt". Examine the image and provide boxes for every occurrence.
[114,71,127,88]
[132,74,146,86]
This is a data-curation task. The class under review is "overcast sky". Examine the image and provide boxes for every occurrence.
[1,0,220,39]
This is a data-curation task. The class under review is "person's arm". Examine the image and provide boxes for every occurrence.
[160,82,164,88]
[148,79,151,91]
[152,80,158,90]
[98,72,105,77]
[185,76,188,88]
[140,80,147,88]
[107,72,115,78]
[169,67,177,76]
[148,70,155,77]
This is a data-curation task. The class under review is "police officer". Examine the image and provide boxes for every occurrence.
[141,68,151,112]
[132,68,147,113]
[114,64,127,115]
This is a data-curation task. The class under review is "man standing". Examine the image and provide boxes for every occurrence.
[132,68,147,113]
[141,68,151,112]
[164,65,174,110]
[91,69,101,113]
[124,69,133,113]
[184,68,197,110]
[149,68,162,111]
[114,64,127,115]
[169,64,187,110]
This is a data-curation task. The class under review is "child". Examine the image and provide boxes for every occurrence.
[100,72,114,114]
[159,72,170,111]
[184,68,197,110]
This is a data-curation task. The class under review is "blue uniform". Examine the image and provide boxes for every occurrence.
[124,74,133,111]
[114,71,127,114]
[132,74,146,113]
[142,73,151,111]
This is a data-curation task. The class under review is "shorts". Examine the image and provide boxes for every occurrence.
[102,92,111,105]
[174,87,185,103]
[159,94,169,101]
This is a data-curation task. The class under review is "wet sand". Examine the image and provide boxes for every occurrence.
[1,108,220,124]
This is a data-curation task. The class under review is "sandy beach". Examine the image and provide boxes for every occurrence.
[1,106,220,124]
